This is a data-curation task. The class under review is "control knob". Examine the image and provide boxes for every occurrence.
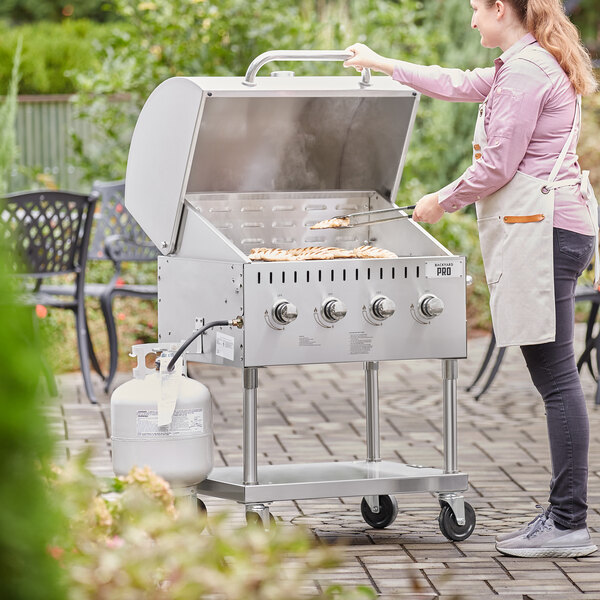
[271,299,298,325]
[418,294,444,319]
[321,298,347,323]
[370,295,396,321]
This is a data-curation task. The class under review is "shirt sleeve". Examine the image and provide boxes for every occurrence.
[392,61,494,102]
[438,58,553,212]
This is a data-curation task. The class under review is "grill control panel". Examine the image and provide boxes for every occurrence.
[243,257,467,365]
[157,255,467,367]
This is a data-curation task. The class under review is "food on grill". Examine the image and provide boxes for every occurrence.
[354,245,398,259]
[288,246,356,259]
[249,245,397,261]
[310,217,350,230]
[289,246,337,260]
[323,247,356,259]
[249,248,297,261]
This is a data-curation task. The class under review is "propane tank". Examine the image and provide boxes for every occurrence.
[111,343,213,487]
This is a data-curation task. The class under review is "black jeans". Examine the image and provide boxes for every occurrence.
[520,227,596,529]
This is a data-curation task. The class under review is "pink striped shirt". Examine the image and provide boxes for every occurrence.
[393,33,593,235]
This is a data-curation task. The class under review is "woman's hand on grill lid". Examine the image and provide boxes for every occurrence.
[412,192,445,224]
[344,43,395,76]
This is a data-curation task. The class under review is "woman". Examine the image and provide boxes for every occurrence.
[345,0,598,558]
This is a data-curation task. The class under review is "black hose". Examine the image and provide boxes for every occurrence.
[167,320,230,372]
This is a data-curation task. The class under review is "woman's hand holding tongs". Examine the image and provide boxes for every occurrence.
[412,192,445,224]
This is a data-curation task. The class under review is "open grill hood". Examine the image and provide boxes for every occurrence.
[125,74,420,255]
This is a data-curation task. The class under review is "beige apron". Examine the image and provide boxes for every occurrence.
[475,88,599,348]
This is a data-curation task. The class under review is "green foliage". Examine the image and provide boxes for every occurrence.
[0,37,21,195]
[0,221,65,597]
[581,93,600,190]
[0,0,114,23]
[50,462,375,599]
[71,0,327,181]
[569,0,600,57]
[0,20,115,94]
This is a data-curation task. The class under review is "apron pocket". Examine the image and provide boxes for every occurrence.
[477,215,504,285]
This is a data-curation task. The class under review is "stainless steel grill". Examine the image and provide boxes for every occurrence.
[125,51,475,539]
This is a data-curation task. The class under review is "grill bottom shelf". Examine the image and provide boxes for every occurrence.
[195,460,468,504]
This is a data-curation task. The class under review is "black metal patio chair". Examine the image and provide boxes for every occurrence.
[467,284,600,406]
[573,285,600,405]
[42,180,158,394]
[0,190,99,403]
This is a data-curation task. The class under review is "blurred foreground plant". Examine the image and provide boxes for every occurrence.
[0,178,65,598]
[49,461,375,600]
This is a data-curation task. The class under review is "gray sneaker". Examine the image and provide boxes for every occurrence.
[495,505,548,543]
[496,516,598,558]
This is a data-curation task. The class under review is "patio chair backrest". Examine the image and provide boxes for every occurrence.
[89,180,158,264]
[0,190,97,278]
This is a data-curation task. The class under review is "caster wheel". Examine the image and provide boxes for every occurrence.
[360,495,398,529]
[245,510,277,530]
[438,502,476,542]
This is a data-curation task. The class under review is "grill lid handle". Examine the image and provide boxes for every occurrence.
[243,50,372,87]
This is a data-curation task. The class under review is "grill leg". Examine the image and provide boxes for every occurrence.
[439,359,466,526]
[442,359,458,474]
[365,361,381,462]
[243,367,259,485]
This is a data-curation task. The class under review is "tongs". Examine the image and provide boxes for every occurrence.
[326,204,416,229]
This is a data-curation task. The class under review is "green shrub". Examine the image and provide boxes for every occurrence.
[568,0,600,57]
[0,217,65,598]
[0,0,114,23]
[0,19,116,94]
[49,461,375,599]
[581,92,600,190]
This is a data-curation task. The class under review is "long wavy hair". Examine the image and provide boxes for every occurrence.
[488,0,597,95]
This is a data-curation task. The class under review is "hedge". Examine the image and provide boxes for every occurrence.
[0,19,119,94]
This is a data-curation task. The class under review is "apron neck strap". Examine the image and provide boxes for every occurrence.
[548,95,582,184]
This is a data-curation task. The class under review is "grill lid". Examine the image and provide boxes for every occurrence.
[125,52,420,255]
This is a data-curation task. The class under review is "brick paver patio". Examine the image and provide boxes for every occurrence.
[50,327,600,599]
